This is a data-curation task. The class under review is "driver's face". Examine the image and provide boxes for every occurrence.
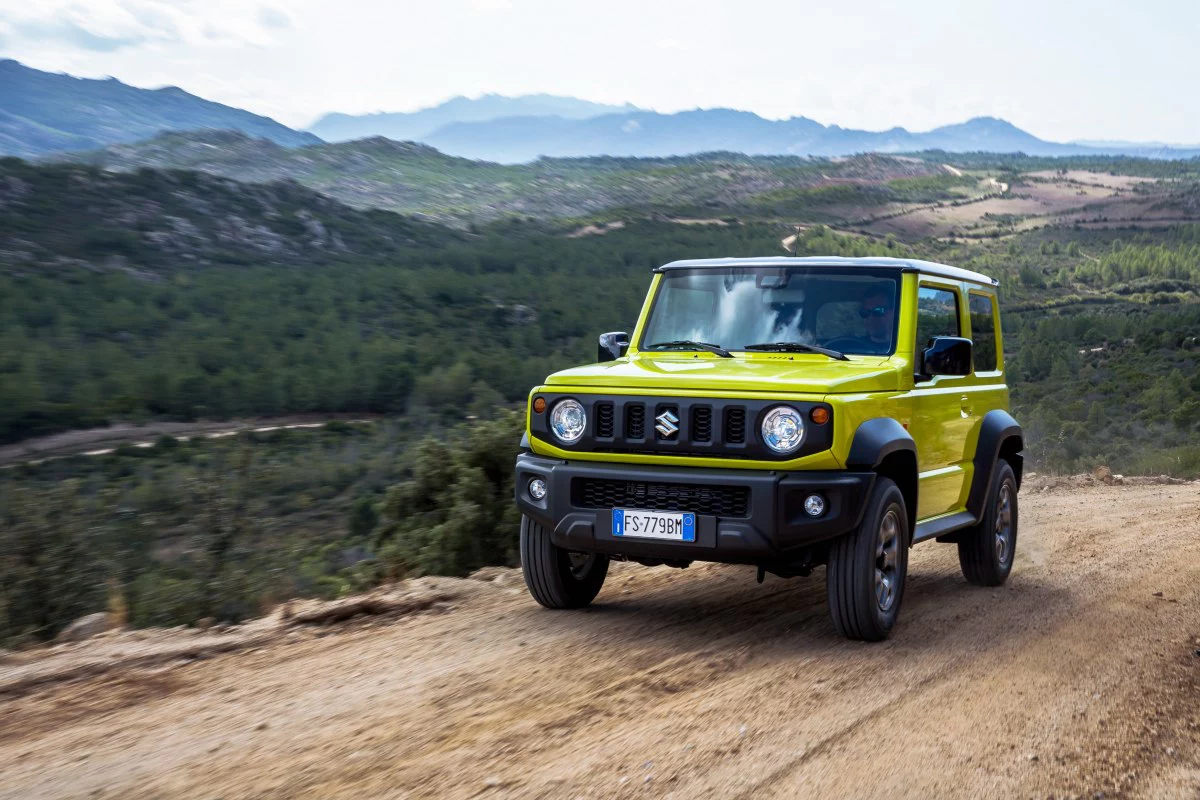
[861,293,894,341]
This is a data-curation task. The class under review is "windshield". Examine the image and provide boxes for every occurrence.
[640,267,901,356]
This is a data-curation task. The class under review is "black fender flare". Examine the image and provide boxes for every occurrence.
[846,417,916,469]
[966,410,1024,520]
[847,418,918,537]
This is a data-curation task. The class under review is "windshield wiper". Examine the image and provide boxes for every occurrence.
[645,340,733,358]
[742,342,850,361]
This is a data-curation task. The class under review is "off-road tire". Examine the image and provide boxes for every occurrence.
[826,477,909,641]
[520,515,609,609]
[958,460,1019,586]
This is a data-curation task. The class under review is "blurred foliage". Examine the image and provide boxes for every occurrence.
[0,416,523,645]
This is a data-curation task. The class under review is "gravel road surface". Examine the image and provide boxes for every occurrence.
[2,482,1198,798]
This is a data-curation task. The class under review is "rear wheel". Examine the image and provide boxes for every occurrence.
[520,515,609,609]
[826,477,909,641]
[958,461,1018,586]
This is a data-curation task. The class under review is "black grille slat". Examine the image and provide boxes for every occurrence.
[724,407,746,444]
[574,478,749,517]
[691,407,712,443]
[595,403,615,438]
[625,404,646,439]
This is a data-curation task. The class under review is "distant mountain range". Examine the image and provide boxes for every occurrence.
[307,97,1200,164]
[0,59,317,158]
[4,59,1200,163]
[417,111,1094,163]
[306,91,1200,163]
[413,110,1200,163]
[309,94,639,143]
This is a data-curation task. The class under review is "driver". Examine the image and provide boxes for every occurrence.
[859,289,895,351]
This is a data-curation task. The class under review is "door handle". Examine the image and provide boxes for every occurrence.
[960,395,972,418]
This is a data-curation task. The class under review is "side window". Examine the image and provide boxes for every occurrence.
[915,285,960,353]
[969,294,998,372]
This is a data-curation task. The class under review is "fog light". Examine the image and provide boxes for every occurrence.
[528,478,548,500]
[803,494,826,517]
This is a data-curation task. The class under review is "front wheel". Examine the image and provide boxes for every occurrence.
[957,460,1018,586]
[826,476,909,641]
[519,515,609,609]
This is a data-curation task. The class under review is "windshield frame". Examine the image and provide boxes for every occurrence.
[636,265,904,358]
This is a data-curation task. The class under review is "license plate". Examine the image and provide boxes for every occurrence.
[612,509,696,542]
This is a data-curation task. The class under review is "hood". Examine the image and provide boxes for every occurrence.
[543,353,902,395]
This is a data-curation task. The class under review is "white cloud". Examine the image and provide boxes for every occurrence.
[258,4,292,30]
[0,0,287,52]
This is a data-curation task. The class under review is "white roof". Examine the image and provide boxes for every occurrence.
[655,256,999,287]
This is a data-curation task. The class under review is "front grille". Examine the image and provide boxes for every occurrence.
[595,402,614,438]
[574,478,750,517]
[625,404,646,439]
[691,406,713,442]
[724,407,746,444]
[529,393,830,460]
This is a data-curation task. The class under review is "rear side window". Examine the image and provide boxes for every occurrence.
[969,294,998,371]
[915,285,960,351]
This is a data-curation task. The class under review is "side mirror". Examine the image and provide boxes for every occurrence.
[920,336,972,379]
[598,331,630,362]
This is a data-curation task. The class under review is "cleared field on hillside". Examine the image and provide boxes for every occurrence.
[857,170,1197,239]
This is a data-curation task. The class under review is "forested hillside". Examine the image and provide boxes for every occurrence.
[3,152,1199,644]
[58,132,965,223]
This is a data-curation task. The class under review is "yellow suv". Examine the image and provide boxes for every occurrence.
[514,257,1023,640]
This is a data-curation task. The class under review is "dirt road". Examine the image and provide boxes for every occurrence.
[0,415,378,467]
[2,482,1199,798]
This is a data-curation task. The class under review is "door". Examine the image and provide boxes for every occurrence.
[909,281,973,520]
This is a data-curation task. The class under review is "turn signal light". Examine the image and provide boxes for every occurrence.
[810,407,829,425]
[532,397,546,414]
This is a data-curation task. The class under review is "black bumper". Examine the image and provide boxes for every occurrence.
[514,453,875,565]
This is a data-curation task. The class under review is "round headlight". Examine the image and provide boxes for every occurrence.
[761,406,805,454]
[549,399,587,444]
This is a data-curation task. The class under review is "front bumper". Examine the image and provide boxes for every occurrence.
[514,453,875,565]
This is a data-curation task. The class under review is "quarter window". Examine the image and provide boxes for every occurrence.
[969,294,998,372]
[915,286,960,352]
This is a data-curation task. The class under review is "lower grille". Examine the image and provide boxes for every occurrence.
[573,478,750,517]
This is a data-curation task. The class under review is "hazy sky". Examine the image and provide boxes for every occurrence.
[1,0,1196,143]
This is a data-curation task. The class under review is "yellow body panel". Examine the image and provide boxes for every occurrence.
[526,269,1009,524]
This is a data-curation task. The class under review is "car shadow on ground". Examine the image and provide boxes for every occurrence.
[524,562,1069,656]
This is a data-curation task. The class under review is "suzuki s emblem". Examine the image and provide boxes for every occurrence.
[655,410,680,438]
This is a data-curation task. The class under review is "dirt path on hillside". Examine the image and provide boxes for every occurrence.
[0,415,378,467]
[2,483,1199,798]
